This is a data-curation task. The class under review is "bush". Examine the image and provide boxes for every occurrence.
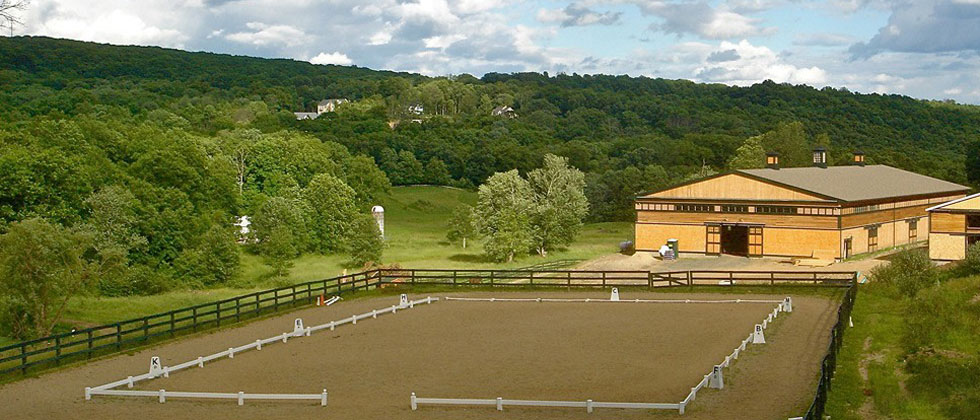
[961,242,980,275]
[175,225,240,287]
[870,249,938,298]
[347,214,384,266]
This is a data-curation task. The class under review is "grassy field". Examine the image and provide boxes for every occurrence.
[235,185,631,285]
[825,272,980,419]
[30,186,629,340]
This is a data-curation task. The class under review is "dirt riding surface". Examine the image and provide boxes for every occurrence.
[0,291,839,420]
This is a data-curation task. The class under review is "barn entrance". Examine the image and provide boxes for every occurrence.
[721,224,749,256]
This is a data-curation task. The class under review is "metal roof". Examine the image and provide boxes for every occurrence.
[738,165,969,202]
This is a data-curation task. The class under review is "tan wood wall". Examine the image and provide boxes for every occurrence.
[929,233,966,260]
[646,173,829,202]
[931,212,967,233]
[764,228,840,258]
[635,223,705,253]
[943,195,980,211]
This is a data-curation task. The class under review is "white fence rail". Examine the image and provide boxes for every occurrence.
[412,295,793,415]
[86,388,327,406]
[85,295,438,406]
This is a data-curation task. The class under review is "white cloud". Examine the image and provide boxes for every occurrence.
[225,22,306,47]
[310,51,353,66]
[29,8,187,47]
[693,40,828,85]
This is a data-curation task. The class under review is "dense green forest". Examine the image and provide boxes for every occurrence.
[2,36,980,337]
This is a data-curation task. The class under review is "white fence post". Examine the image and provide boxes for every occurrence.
[228,347,234,358]
[496,397,503,411]
[411,392,418,411]
[84,387,91,401]
[321,389,328,406]
[256,339,262,350]
[159,389,166,403]
[238,391,244,406]
[587,399,594,413]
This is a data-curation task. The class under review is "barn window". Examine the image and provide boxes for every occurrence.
[677,204,713,212]
[722,205,748,213]
[968,215,980,229]
[908,219,917,241]
[868,226,879,252]
[756,205,795,215]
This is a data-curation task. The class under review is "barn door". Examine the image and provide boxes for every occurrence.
[748,226,764,257]
[706,225,721,255]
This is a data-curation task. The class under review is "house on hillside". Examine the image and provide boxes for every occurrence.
[926,193,980,261]
[317,98,349,114]
[634,148,970,260]
[293,98,349,120]
[407,103,424,115]
[492,105,517,118]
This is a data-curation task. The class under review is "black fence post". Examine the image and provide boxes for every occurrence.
[87,330,93,358]
[20,343,27,374]
[55,336,61,365]
[115,324,122,350]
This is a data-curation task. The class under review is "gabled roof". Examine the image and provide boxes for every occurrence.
[738,165,969,202]
[926,192,980,212]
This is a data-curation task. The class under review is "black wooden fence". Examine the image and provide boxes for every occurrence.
[0,268,857,383]
[800,273,858,420]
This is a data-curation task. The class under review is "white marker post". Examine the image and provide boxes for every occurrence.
[783,296,793,312]
[610,287,620,301]
[752,324,766,344]
[399,294,409,308]
[709,365,724,389]
[293,318,305,336]
[149,356,163,378]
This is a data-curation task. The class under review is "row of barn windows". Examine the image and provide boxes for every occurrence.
[637,203,837,215]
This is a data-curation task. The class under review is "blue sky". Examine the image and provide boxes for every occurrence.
[14,0,980,103]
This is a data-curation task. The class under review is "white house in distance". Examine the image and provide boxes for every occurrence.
[294,98,349,120]
[492,105,517,118]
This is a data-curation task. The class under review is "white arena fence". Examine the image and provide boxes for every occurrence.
[412,291,793,414]
[85,295,438,406]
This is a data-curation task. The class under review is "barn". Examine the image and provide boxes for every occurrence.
[634,150,970,260]
[927,193,980,261]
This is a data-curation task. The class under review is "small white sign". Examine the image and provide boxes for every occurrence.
[753,324,766,344]
[400,294,409,307]
[610,288,620,301]
[709,365,724,389]
[149,356,163,377]
[293,318,305,336]
[783,297,793,312]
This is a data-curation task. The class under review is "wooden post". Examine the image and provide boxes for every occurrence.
[647,271,653,291]
[115,324,122,350]
[490,271,495,287]
[169,313,175,337]
[529,271,534,285]
[770,272,775,287]
[55,336,61,365]
[235,298,241,322]
[567,271,571,291]
[143,317,149,339]
[602,272,606,288]
[688,271,693,289]
[20,343,27,374]
[192,307,198,332]
[87,330,93,358]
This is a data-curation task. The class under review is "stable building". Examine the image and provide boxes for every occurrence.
[634,150,970,260]
[927,193,980,261]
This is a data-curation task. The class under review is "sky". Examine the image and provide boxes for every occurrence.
[12,0,980,103]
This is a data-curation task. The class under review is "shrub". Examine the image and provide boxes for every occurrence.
[870,249,938,298]
[175,225,240,287]
[347,214,384,266]
[961,242,980,275]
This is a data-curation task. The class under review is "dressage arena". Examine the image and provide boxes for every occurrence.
[0,290,839,420]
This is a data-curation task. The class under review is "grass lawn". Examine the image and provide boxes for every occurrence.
[825,274,980,419]
[39,186,630,336]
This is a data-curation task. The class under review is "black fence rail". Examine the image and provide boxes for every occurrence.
[801,274,858,420]
[0,270,383,378]
[0,268,857,384]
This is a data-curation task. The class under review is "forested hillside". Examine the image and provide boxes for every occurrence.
[1,36,980,338]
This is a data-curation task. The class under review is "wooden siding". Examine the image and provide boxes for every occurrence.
[840,204,932,228]
[764,228,840,258]
[929,233,966,260]
[932,212,967,233]
[636,210,838,229]
[644,173,830,202]
[635,223,705,253]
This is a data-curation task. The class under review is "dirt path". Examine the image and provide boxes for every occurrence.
[0,291,838,420]
[578,252,887,276]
